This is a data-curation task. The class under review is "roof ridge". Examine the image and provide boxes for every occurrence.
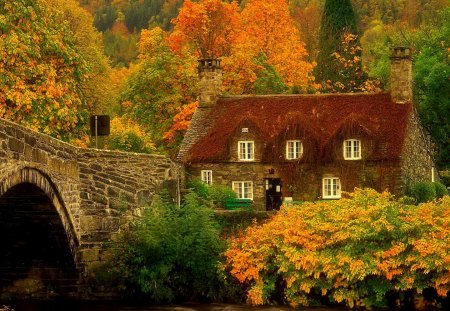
[219,92,389,100]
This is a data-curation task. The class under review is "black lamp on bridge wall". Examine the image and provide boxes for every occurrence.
[89,115,110,149]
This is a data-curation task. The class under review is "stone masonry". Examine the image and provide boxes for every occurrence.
[0,117,178,277]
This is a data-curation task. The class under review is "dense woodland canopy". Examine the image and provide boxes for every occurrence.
[0,0,449,168]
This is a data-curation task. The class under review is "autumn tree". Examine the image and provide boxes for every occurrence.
[315,0,359,90]
[241,0,314,90]
[0,0,89,141]
[46,0,116,116]
[121,27,198,155]
[168,0,241,59]
[292,0,322,62]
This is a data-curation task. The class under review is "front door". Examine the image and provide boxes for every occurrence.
[265,178,282,211]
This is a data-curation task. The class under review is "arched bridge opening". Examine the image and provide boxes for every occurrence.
[0,183,79,298]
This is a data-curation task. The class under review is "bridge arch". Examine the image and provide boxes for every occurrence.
[0,167,79,254]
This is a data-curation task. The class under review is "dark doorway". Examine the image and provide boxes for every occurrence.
[265,178,283,211]
[0,183,79,297]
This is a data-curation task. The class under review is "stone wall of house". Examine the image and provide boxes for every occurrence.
[187,124,404,210]
[401,109,435,188]
[188,159,401,210]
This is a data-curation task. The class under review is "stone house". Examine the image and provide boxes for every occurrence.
[177,48,437,211]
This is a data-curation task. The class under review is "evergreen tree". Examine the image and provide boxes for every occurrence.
[315,0,359,91]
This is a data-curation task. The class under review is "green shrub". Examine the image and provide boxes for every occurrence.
[215,210,271,238]
[96,192,228,302]
[441,171,450,187]
[434,182,448,199]
[410,182,437,203]
[187,179,237,209]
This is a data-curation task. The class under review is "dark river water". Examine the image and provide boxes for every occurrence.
[0,302,355,311]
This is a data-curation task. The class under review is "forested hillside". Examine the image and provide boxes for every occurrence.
[1,0,448,168]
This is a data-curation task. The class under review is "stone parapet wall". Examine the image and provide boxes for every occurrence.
[0,118,178,279]
[76,149,176,266]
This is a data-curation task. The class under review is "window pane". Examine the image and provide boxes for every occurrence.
[239,141,254,160]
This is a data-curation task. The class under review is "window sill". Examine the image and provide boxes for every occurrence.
[322,196,341,200]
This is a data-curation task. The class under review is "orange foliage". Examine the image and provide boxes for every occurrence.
[240,0,314,89]
[111,21,130,36]
[225,189,450,308]
[168,0,315,93]
[168,0,241,58]
[163,101,198,142]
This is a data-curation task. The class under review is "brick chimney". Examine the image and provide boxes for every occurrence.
[198,59,222,107]
[390,47,413,104]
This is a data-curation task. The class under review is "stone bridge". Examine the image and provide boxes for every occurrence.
[0,118,179,296]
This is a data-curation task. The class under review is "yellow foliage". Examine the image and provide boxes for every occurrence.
[225,189,450,307]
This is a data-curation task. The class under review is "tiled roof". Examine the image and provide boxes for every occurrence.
[179,93,412,163]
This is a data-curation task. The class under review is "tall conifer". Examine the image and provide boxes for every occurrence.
[315,0,359,90]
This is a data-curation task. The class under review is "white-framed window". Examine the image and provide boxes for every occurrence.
[201,170,213,185]
[343,139,361,160]
[322,177,341,199]
[286,140,303,160]
[232,181,253,200]
[238,141,255,161]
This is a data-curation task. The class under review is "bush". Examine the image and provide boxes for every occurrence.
[225,189,450,308]
[187,179,237,209]
[441,171,450,188]
[434,182,448,199]
[96,192,227,302]
[410,181,437,203]
[104,117,154,153]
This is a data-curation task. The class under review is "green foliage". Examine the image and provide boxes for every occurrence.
[316,0,358,86]
[226,189,450,308]
[120,30,197,155]
[103,30,139,66]
[215,210,271,238]
[106,131,151,153]
[187,179,237,209]
[254,54,287,95]
[441,171,450,188]
[94,3,118,31]
[412,8,450,168]
[362,8,450,168]
[123,0,165,32]
[434,182,448,199]
[97,192,226,302]
[409,182,437,203]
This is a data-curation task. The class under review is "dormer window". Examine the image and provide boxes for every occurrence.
[343,139,361,160]
[286,140,303,160]
[238,141,254,161]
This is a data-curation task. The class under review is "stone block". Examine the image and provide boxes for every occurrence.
[8,138,24,153]
[79,248,101,262]
[80,215,103,231]
[33,148,48,164]
[25,134,36,146]
[102,217,120,232]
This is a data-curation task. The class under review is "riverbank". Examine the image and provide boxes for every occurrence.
[0,301,323,311]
